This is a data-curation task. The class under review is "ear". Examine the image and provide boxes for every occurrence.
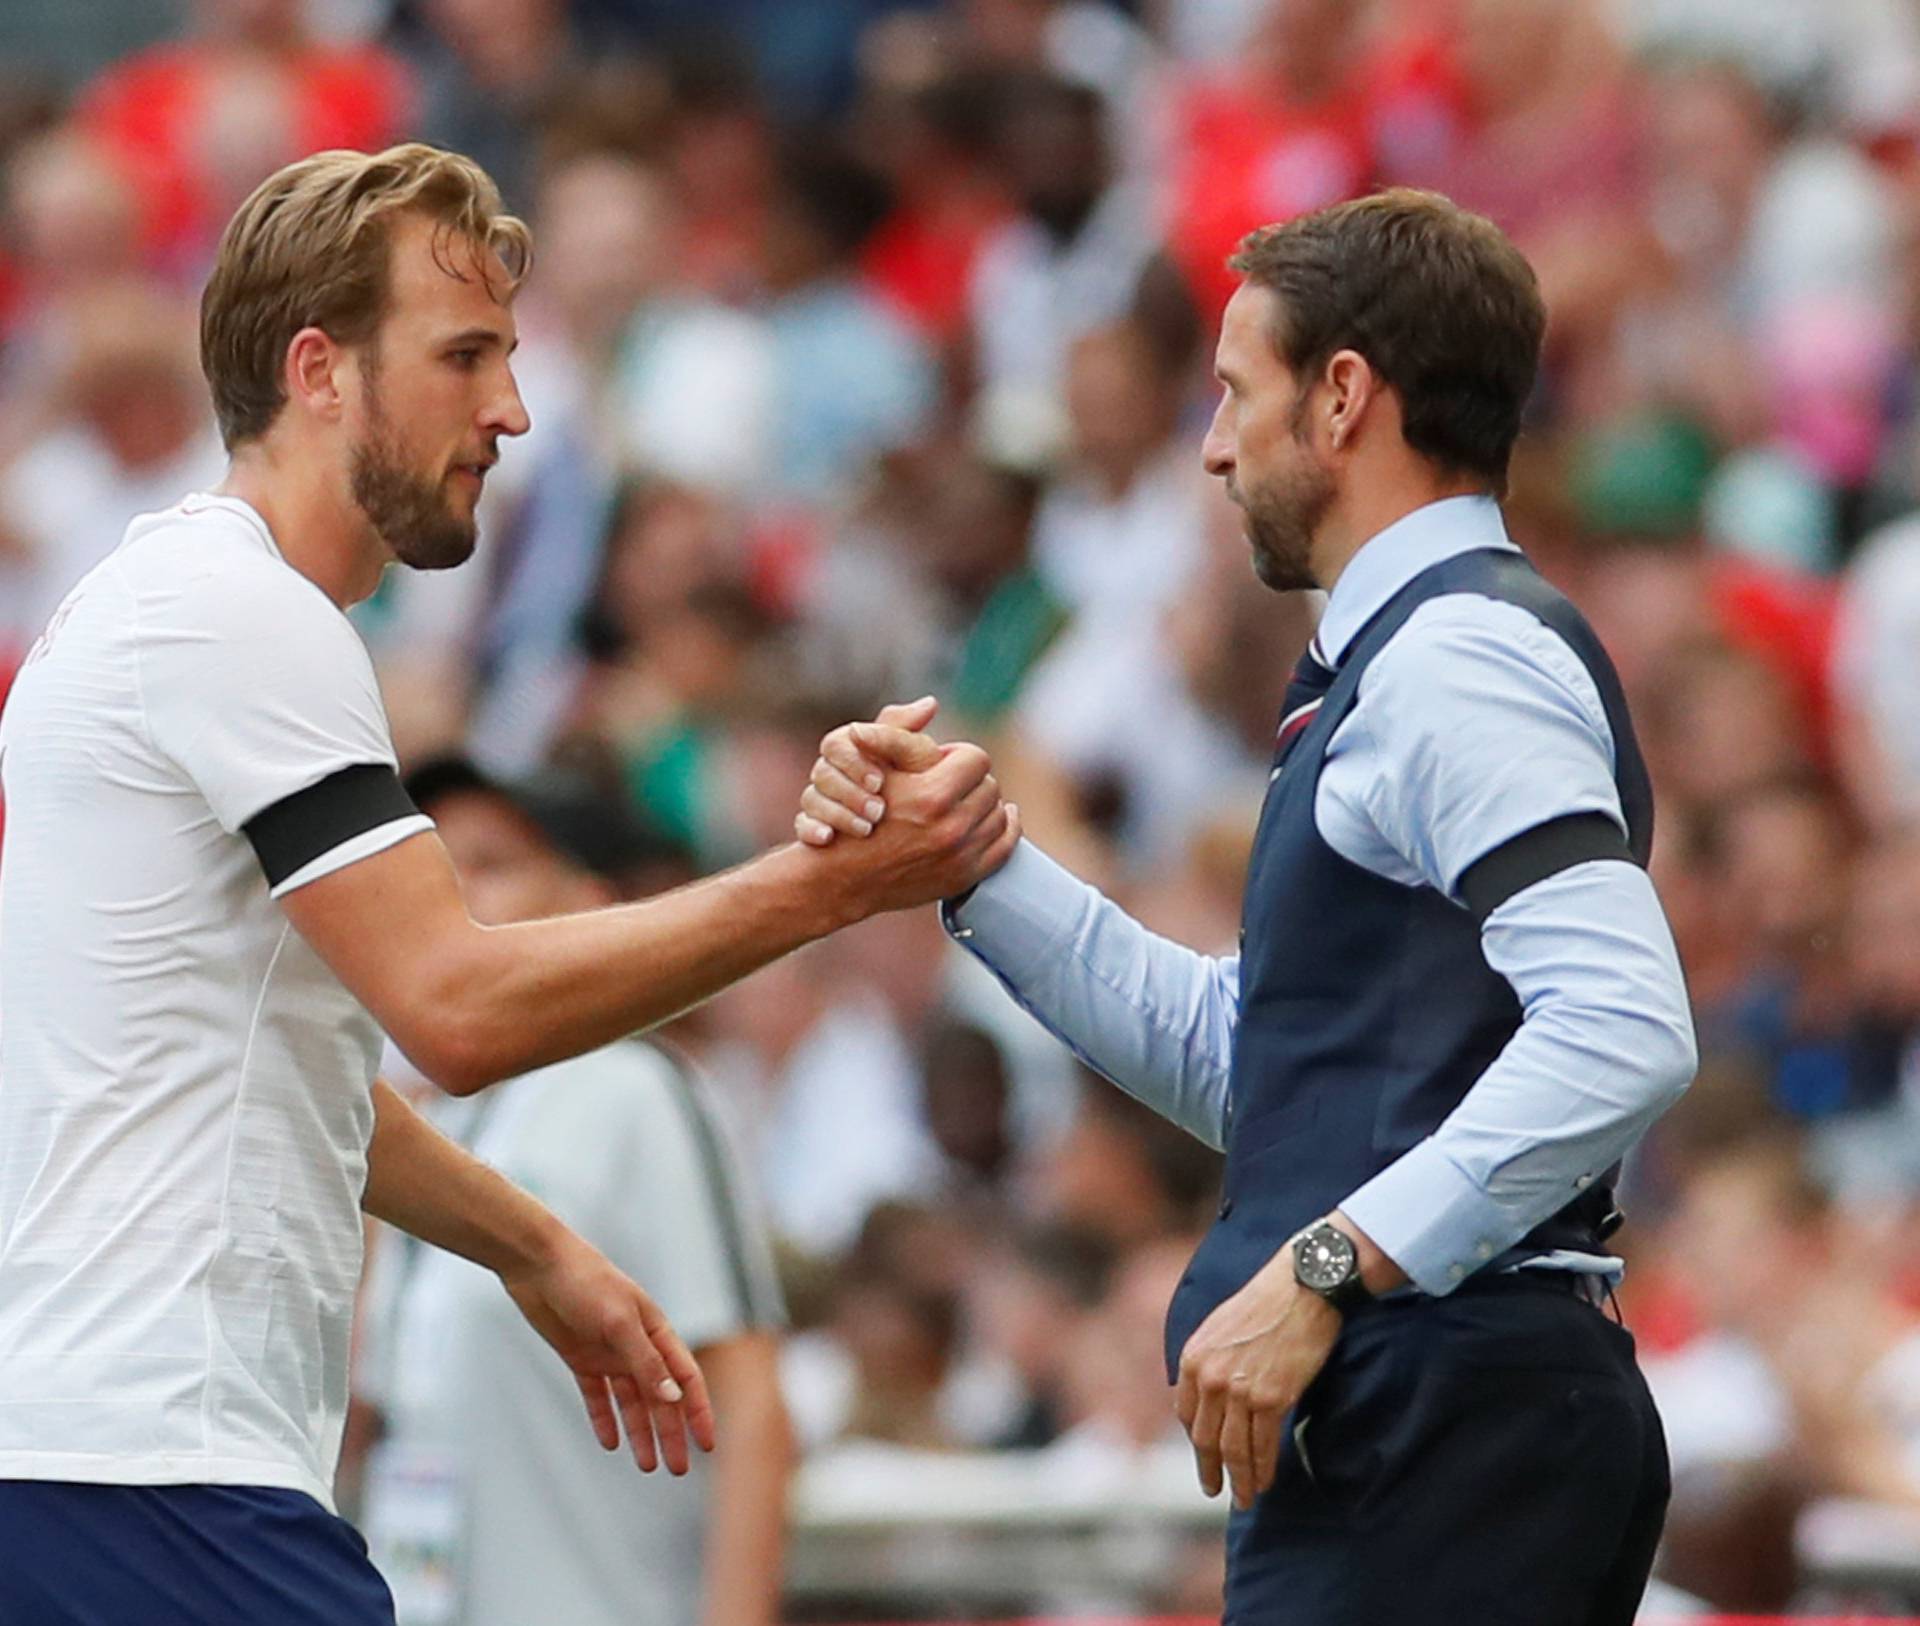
[1322,349,1378,454]
[284,326,348,427]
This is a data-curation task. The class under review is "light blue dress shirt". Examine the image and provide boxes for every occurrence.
[947,496,1698,1295]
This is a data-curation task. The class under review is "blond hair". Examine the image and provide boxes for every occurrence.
[200,143,531,449]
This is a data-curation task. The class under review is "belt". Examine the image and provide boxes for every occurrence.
[1449,1267,1611,1307]
[1371,1267,1612,1311]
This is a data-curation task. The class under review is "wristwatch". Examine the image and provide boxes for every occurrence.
[1292,1220,1373,1313]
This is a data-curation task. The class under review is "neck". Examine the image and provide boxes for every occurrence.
[217,440,387,608]
[1314,467,1492,592]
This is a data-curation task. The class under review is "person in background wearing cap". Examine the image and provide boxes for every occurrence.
[355,756,791,1626]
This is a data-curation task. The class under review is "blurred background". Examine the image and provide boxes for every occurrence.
[5,0,1920,1621]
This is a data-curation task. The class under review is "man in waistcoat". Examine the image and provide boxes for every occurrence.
[799,189,1697,1624]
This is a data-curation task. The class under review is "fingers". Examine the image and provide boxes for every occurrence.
[602,1303,690,1474]
[576,1374,620,1453]
[627,1290,716,1459]
[968,800,1021,880]
[1174,1357,1199,1437]
[926,740,992,803]
[650,1376,693,1477]
[873,695,938,730]
[795,810,835,847]
[813,758,886,828]
[651,1315,717,1456]
[819,726,885,794]
[801,780,877,838]
[611,1375,660,1473]
[1252,1400,1284,1498]
[848,722,941,773]
[1222,1385,1257,1510]
[945,772,1002,843]
[1188,1377,1226,1498]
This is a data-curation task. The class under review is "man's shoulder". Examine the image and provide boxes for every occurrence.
[1354,590,1613,752]
[116,498,356,642]
[1369,589,1595,689]
[117,495,276,580]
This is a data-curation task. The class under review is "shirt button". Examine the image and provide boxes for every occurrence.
[1574,1173,1592,1190]
[1475,1240,1495,1261]
[1448,1264,1465,1282]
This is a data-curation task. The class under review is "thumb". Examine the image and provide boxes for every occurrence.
[850,721,942,771]
[874,695,938,731]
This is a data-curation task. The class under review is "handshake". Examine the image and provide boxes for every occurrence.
[787,695,1022,918]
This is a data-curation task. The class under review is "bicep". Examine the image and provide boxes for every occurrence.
[275,826,481,1066]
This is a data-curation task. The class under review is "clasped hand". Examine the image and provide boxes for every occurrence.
[793,697,1021,909]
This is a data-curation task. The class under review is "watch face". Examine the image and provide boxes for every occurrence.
[1295,1225,1358,1292]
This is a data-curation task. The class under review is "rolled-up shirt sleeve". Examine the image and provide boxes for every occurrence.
[943,841,1237,1149]
[1325,600,1697,1294]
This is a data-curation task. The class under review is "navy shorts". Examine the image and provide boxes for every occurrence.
[0,1480,396,1626]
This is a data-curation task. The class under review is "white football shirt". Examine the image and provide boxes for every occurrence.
[0,492,431,1509]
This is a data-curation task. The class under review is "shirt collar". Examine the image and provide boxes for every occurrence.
[1313,494,1518,666]
[180,491,284,561]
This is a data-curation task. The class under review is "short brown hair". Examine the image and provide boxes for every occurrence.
[200,143,531,449]
[1229,189,1545,492]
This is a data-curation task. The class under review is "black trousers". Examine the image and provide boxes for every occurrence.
[1222,1273,1670,1625]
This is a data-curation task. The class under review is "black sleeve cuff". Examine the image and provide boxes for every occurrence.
[244,763,421,889]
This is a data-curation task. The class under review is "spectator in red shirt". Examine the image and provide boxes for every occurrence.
[1165,0,1377,325]
[76,0,412,278]
[856,69,1013,350]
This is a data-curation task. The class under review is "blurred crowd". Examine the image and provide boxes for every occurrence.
[8,0,1920,1615]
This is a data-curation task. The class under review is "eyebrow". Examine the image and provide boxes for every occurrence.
[441,328,519,354]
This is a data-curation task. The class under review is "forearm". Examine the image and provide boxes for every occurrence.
[360,1079,563,1275]
[1341,863,1696,1294]
[698,1333,794,1626]
[946,841,1236,1148]
[432,843,853,1092]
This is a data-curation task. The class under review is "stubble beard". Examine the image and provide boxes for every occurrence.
[349,371,478,573]
[1239,428,1335,593]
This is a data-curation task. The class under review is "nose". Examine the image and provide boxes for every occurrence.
[1201,401,1233,479]
[487,371,531,439]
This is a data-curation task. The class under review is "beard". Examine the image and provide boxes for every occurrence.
[1238,453,1334,592]
[349,379,478,573]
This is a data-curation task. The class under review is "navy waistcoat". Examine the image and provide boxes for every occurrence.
[1163,548,1653,1379]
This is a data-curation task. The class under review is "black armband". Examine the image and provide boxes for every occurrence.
[244,763,420,889]
[1456,812,1635,925]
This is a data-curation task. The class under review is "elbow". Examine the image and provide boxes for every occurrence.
[1643,1003,1698,1116]
[390,931,530,1096]
[393,1009,513,1098]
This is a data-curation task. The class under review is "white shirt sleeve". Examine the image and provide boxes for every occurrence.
[944,840,1237,1150]
[1318,597,1696,1293]
[136,549,429,862]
